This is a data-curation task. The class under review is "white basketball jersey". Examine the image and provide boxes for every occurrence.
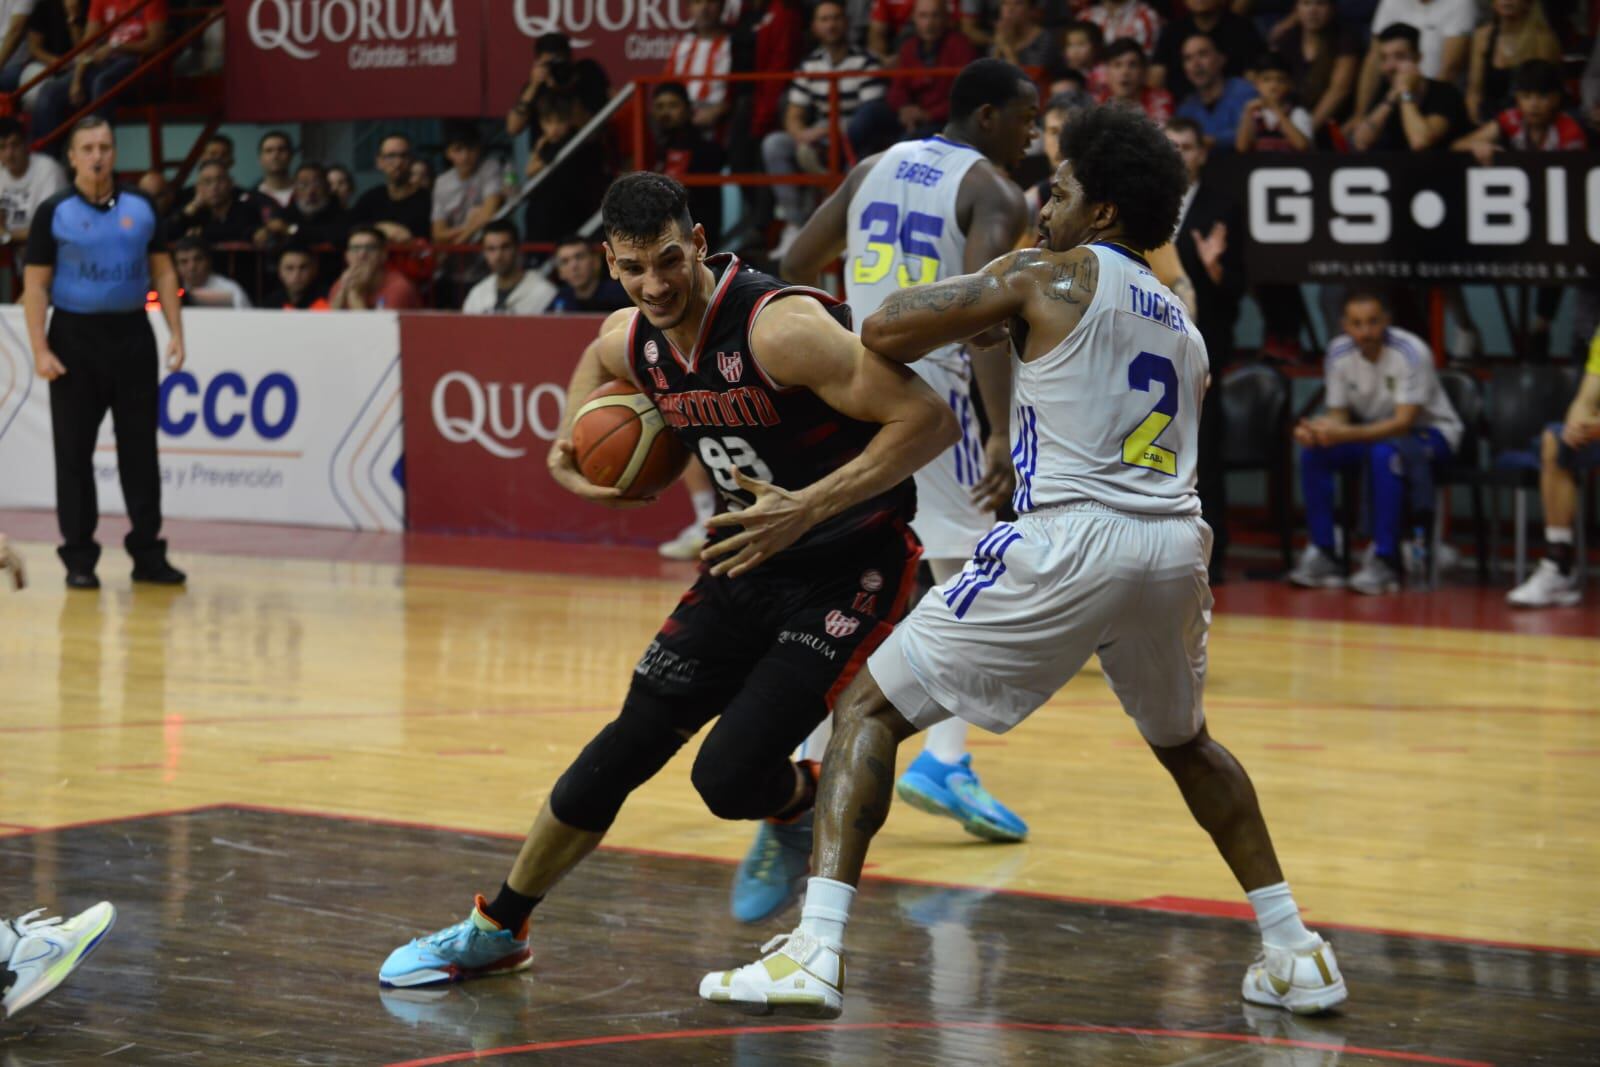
[1010,243,1208,516]
[845,135,985,372]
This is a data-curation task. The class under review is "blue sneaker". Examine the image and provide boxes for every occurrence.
[729,811,813,923]
[895,751,1028,843]
[379,895,533,988]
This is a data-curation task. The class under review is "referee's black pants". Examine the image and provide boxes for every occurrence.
[47,309,165,573]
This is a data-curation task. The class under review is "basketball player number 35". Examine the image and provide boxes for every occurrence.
[698,436,774,494]
[1121,352,1179,477]
[852,202,942,288]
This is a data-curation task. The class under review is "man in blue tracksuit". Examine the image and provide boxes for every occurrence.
[24,116,186,590]
[1287,290,1463,595]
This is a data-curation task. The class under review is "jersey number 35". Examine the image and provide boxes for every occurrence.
[852,201,943,289]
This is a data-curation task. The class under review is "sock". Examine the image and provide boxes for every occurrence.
[1546,527,1574,574]
[799,877,855,950]
[924,717,967,765]
[691,490,716,526]
[1247,881,1317,950]
[479,881,541,936]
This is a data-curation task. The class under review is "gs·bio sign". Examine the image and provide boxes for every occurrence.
[1216,152,1600,284]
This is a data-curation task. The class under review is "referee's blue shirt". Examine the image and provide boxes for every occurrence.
[26,187,167,313]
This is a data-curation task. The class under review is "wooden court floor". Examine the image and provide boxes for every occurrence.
[0,519,1596,1064]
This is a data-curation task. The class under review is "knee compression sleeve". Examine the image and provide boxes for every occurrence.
[548,694,691,833]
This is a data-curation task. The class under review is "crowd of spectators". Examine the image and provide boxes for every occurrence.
[19,0,1589,323]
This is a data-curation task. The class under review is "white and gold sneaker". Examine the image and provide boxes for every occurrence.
[699,928,844,1019]
[1242,936,1348,1015]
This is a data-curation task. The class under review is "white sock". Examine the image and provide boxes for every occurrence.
[924,717,967,765]
[691,490,717,525]
[799,877,854,950]
[798,718,832,763]
[1546,526,1573,545]
[1247,881,1318,950]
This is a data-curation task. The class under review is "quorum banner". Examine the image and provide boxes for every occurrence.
[227,0,689,120]
[1210,151,1600,285]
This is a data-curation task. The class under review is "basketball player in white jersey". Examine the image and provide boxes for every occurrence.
[724,60,1041,925]
[702,105,1348,1018]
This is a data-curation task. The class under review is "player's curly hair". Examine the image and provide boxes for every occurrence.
[602,172,695,245]
[1059,106,1188,252]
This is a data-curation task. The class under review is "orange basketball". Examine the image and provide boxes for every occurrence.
[571,380,690,499]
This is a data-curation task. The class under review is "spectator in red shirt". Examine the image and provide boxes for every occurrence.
[667,0,735,130]
[34,0,166,142]
[1098,37,1174,123]
[1454,58,1589,161]
[850,0,978,155]
[1083,0,1159,58]
[329,225,422,311]
[868,0,958,62]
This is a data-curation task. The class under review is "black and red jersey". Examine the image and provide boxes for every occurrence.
[624,253,916,558]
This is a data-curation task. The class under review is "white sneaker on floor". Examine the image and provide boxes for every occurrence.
[2,902,116,1018]
[1349,554,1400,595]
[657,523,706,561]
[1287,545,1344,588]
[699,928,844,1018]
[1507,558,1582,608]
[1241,936,1347,1015]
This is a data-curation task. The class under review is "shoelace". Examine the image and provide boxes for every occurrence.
[759,929,816,961]
[9,909,62,937]
[416,917,475,950]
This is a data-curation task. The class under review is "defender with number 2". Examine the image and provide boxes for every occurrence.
[701,106,1349,1022]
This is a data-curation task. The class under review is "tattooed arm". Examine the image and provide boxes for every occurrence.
[862,246,1101,363]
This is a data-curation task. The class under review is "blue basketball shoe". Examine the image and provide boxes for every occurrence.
[895,751,1028,842]
[379,895,533,988]
[729,811,813,924]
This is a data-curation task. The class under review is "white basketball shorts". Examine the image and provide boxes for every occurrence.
[909,356,993,561]
[868,501,1213,747]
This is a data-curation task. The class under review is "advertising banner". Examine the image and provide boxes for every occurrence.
[224,0,485,121]
[0,309,405,531]
[1212,152,1600,285]
[400,313,691,543]
[483,0,691,111]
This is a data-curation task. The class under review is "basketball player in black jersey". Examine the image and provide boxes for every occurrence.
[378,172,958,990]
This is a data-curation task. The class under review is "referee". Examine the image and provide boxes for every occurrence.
[24,117,186,591]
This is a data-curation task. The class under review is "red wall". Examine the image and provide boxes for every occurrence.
[401,313,690,544]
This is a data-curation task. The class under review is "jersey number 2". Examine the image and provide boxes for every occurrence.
[852,201,943,289]
[1121,351,1179,477]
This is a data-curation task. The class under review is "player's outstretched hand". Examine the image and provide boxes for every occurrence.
[972,435,1016,513]
[702,470,813,578]
[546,439,656,509]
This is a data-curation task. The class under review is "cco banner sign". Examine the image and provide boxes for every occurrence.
[0,309,404,531]
[401,313,690,543]
[226,0,483,120]
[1212,151,1600,284]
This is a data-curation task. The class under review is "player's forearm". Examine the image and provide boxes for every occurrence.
[798,401,958,527]
[557,339,618,439]
[22,270,48,351]
[863,273,1013,363]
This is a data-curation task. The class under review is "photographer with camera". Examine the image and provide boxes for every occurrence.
[506,33,611,138]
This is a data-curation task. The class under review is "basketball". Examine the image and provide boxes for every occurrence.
[570,380,690,498]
